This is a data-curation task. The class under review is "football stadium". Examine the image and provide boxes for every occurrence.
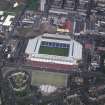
[25,33,83,72]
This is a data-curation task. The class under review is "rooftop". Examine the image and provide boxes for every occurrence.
[3,15,15,26]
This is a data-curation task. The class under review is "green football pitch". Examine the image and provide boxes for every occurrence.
[39,46,69,56]
[31,70,67,87]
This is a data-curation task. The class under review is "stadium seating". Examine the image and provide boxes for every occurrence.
[40,41,70,48]
[27,60,78,72]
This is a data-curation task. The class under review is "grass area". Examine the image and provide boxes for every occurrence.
[17,27,33,34]
[27,0,38,10]
[31,70,67,87]
[4,5,23,16]
[39,46,69,56]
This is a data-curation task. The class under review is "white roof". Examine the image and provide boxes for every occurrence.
[3,15,15,26]
[49,9,68,15]
[40,85,57,94]
[0,16,4,21]
[13,2,19,8]
[42,33,71,39]
[0,11,4,15]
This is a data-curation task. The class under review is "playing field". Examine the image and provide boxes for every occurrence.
[31,70,67,87]
[39,46,69,56]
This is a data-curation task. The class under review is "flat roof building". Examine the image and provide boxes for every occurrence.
[3,15,15,26]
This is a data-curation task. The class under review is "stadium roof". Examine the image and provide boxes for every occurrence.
[25,33,83,67]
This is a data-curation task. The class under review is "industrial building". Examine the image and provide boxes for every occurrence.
[25,33,82,72]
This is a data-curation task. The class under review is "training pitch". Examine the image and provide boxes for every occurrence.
[31,70,67,87]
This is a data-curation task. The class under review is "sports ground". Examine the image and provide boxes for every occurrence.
[38,41,70,56]
[39,46,69,56]
[31,70,67,87]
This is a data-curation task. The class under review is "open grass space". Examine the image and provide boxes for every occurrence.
[27,0,38,10]
[39,46,69,56]
[31,70,67,87]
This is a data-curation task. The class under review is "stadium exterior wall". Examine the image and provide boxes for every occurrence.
[26,59,78,72]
